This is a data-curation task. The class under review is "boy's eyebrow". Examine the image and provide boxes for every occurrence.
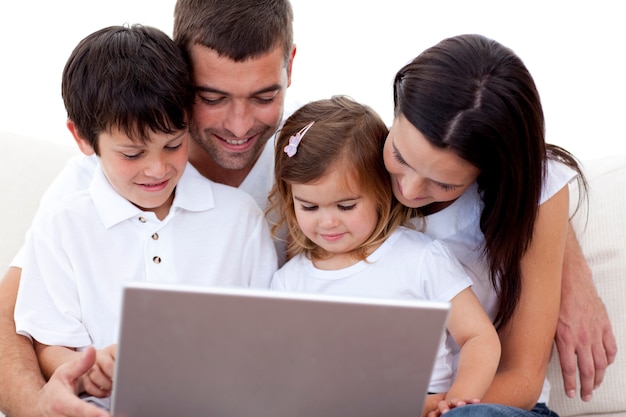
[115,131,187,149]
[195,84,283,97]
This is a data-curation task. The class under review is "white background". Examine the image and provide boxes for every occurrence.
[1,1,624,160]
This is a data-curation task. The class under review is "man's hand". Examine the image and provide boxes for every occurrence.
[38,346,112,417]
[557,224,618,401]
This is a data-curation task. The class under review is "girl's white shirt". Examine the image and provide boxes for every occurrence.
[272,226,473,393]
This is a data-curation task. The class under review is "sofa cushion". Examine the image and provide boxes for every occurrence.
[0,131,78,270]
[547,153,626,416]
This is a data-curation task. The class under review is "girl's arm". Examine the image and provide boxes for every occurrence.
[422,287,500,417]
[445,287,501,401]
[482,185,570,408]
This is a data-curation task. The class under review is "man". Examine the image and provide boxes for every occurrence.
[0,1,294,417]
[0,0,616,415]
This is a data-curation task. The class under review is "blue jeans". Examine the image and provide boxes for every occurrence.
[443,403,559,417]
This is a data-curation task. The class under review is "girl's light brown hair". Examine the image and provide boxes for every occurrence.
[267,96,412,262]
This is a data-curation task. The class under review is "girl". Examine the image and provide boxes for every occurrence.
[267,95,500,417]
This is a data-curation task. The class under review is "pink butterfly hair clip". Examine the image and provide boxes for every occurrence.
[284,121,315,158]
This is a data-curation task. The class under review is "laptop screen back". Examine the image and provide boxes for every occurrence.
[112,282,449,417]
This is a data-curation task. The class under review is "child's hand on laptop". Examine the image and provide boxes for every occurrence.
[80,343,117,398]
[424,396,481,417]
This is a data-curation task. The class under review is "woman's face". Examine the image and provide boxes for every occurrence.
[383,114,480,210]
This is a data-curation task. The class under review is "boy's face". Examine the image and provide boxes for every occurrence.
[97,127,189,220]
[187,43,294,183]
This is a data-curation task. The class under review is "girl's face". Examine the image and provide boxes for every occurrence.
[383,114,480,210]
[291,165,379,268]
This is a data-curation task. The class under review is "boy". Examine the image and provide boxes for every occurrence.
[13,24,277,410]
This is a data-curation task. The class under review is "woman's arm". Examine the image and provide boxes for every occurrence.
[481,186,569,409]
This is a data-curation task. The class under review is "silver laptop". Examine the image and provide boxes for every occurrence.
[111,281,449,417]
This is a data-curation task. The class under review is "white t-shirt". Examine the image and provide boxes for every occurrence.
[14,162,277,349]
[271,226,472,393]
[416,159,577,403]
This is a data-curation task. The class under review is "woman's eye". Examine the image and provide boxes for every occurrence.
[393,150,409,166]
[437,183,458,192]
[300,205,318,211]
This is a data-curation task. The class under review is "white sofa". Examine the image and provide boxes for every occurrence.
[0,130,624,416]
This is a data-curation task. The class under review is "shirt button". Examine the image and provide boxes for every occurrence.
[153,256,161,264]
[138,217,147,223]
[152,233,159,240]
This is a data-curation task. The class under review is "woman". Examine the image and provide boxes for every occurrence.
[384,33,584,416]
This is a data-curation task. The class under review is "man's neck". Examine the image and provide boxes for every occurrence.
[189,153,249,188]
[188,141,250,188]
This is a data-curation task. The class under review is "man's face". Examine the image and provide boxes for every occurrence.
[188,44,294,174]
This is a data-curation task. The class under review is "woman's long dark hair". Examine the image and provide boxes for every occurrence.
[394,34,586,329]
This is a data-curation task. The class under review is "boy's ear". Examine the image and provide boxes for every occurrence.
[66,120,95,156]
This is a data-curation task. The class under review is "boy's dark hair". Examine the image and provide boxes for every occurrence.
[173,0,294,64]
[61,24,194,153]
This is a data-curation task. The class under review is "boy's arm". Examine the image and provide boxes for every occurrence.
[0,266,46,417]
[34,343,81,382]
[557,223,617,400]
[0,268,107,417]
[35,342,116,400]
[39,347,114,417]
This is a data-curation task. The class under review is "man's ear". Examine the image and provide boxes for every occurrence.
[286,44,296,87]
[66,120,95,156]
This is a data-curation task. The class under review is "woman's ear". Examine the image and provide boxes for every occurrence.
[66,120,96,156]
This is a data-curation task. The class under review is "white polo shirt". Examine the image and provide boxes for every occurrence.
[14,162,277,349]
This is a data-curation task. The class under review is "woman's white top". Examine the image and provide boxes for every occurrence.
[416,159,577,403]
